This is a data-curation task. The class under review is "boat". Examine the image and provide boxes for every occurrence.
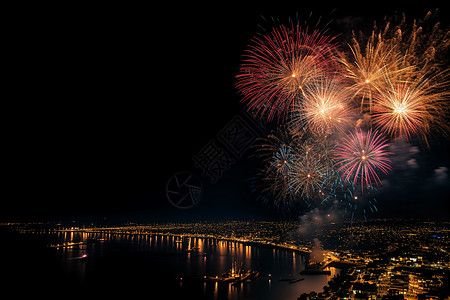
[201,261,259,284]
[184,246,206,256]
[191,251,207,257]
[279,276,305,283]
[184,247,200,253]
[69,254,88,260]
[179,261,259,285]
[288,278,305,283]
[184,240,201,253]
[301,269,331,275]
[48,241,86,249]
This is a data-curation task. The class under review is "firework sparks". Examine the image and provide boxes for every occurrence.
[379,10,450,79]
[338,33,412,113]
[253,128,300,213]
[238,11,449,220]
[372,73,450,142]
[253,128,337,214]
[340,10,450,115]
[236,22,337,121]
[342,184,379,224]
[334,129,392,191]
[289,139,333,201]
[290,76,355,135]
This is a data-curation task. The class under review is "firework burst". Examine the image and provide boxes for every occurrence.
[372,73,450,142]
[341,184,379,224]
[377,10,450,79]
[289,138,333,202]
[334,129,392,191]
[338,33,412,113]
[239,11,450,220]
[340,10,450,115]
[290,76,355,135]
[253,128,300,213]
[253,128,337,215]
[236,22,337,121]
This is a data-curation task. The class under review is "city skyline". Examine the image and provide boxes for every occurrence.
[3,218,449,298]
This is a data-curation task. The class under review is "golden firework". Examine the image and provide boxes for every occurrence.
[372,72,450,143]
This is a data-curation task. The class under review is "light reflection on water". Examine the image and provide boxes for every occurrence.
[48,231,339,299]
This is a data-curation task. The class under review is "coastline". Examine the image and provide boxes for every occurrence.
[56,228,312,256]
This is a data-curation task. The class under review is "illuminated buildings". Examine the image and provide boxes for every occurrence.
[3,219,450,299]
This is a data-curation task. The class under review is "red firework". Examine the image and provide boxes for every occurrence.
[236,23,337,121]
[334,129,392,191]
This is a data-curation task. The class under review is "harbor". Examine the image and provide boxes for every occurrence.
[300,260,332,275]
[181,261,260,284]
[13,227,340,299]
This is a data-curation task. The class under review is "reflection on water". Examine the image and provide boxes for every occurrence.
[45,231,339,299]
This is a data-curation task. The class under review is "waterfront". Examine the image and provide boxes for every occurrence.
[2,227,339,299]
[3,219,449,298]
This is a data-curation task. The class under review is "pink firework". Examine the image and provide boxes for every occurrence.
[236,23,337,121]
[334,129,392,191]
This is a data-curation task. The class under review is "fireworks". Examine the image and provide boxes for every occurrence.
[379,10,450,78]
[237,11,449,218]
[291,76,355,135]
[236,22,337,121]
[289,138,333,201]
[339,10,450,115]
[340,184,379,224]
[253,128,337,214]
[338,31,413,113]
[334,129,392,191]
[372,73,450,142]
[253,128,300,213]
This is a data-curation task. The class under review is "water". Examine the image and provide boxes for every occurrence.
[4,230,339,299]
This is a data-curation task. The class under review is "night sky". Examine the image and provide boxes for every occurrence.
[4,6,449,222]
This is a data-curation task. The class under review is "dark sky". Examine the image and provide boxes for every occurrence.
[3,6,449,222]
